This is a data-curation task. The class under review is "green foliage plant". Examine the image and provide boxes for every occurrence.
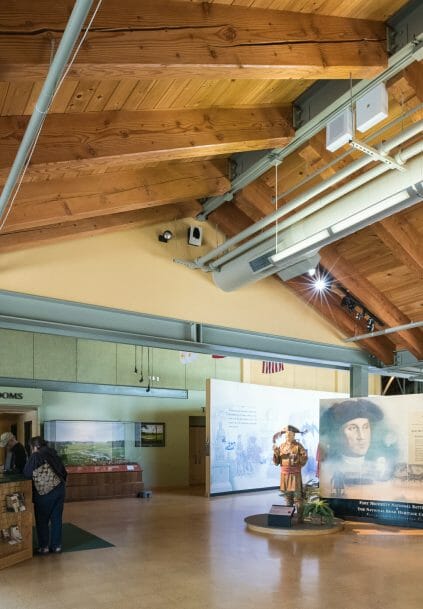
[303,498,335,525]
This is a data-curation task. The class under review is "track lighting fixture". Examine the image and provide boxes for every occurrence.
[366,318,375,333]
[340,289,382,332]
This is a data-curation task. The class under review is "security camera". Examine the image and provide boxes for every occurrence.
[158,229,173,243]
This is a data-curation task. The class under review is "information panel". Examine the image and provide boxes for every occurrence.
[319,394,423,526]
[208,379,344,495]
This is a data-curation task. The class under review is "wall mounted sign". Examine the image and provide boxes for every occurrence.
[0,386,42,406]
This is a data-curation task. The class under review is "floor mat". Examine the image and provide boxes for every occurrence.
[33,522,114,552]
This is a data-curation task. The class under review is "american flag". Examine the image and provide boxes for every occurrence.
[261,360,284,374]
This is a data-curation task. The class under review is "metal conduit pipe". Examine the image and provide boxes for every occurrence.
[210,134,423,271]
[212,137,423,272]
[198,35,423,221]
[203,119,423,270]
[274,102,423,205]
[0,0,95,221]
[212,148,423,292]
[194,118,423,269]
[345,320,423,343]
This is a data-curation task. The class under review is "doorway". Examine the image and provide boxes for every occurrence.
[189,416,206,486]
[24,420,32,456]
[0,408,38,469]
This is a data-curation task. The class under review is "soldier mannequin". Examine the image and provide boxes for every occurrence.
[273,425,308,521]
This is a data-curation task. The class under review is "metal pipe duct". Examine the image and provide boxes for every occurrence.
[212,146,423,292]
[0,0,95,221]
[195,119,423,269]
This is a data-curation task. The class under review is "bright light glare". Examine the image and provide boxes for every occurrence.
[314,277,328,292]
[308,268,316,277]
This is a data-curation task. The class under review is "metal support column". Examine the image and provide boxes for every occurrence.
[350,365,369,397]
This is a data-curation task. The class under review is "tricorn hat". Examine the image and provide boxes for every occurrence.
[273,425,301,443]
[322,398,383,431]
[282,425,300,434]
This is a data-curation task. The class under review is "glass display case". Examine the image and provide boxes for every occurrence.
[44,421,144,500]
[44,420,129,466]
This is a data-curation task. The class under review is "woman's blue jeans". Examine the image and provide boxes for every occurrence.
[34,483,66,550]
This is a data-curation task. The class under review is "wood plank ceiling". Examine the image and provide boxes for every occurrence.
[0,0,422,367]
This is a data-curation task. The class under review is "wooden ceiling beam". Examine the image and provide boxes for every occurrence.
[0,201,200,253]
[298,132,352,179]
[374,215,423,279]
[0,107,292,181]
[321,245,423,360]
[2,161,229,232]
[286,277,395,365]
[208,204,253,239]
[0,1,387,81]
[388,62,423,122]
[234,194,267,223]
[237,180,276,219]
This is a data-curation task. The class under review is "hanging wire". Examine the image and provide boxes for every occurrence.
[146,347,151,391]
[350,72,356,135]
[139,346,144,383]
[134,345,137,373]
[274,162,279,253]
[32,333,35,379]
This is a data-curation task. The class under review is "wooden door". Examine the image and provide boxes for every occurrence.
[189,426,206,485]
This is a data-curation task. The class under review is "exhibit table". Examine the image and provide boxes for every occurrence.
[65,463,144,501]
[0,474,33,570]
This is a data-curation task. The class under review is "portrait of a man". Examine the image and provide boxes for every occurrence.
[320,398,396,491]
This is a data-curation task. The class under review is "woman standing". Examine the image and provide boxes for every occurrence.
[24,436,67,555]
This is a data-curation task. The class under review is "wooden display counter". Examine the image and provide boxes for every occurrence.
[65,464,144,501]
[0,475,33,570]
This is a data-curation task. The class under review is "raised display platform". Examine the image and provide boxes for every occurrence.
[245,514,344,536]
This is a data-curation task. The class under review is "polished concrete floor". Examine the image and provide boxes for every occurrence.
[1,489,422,609]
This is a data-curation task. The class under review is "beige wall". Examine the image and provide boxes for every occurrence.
[242,360,381,395]
[0,219,352,347]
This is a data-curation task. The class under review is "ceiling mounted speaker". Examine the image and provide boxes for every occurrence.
[188,226,203,247]
[356,83,388,133]
[326,108,353,152]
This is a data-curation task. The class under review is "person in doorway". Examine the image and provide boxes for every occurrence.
[272,425,308,520]
[0,431,27,474]
[24,436,67,555]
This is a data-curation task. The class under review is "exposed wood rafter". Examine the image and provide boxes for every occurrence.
[1,161,229,232]
[374,216,423,279]
[0,107,293,180]
[286,277,395,365]
[0,1,387,81]
[0,202,200,253]
[321,246,423,360]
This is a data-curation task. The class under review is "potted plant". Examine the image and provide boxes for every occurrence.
[303,498,335,525]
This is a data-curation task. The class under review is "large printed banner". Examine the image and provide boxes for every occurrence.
[208,379,344,495]
[320,394,423,526]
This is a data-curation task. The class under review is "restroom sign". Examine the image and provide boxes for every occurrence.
[0,386,42,406]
